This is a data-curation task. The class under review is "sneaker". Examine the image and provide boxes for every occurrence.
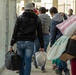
[65,71,70,75]
[55,69,62,75]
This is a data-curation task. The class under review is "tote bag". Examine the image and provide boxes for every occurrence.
[47,35,70,60]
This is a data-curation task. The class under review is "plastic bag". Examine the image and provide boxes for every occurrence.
[56,15,76,36]
[35,51,47,67]
[47,35,70,60]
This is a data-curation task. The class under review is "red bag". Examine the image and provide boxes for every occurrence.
[71,58,76,75]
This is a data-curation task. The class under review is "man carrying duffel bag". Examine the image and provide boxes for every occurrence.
[9,3,44,75]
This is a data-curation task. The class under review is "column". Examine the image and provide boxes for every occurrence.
[24,0,32,3]
[16,0,20,16]
[24,0,32,6]
[75,0,76,14]
[71,0,76,14]
[8,0,16,46]
[53,0,58,9]
[0,0,7,71]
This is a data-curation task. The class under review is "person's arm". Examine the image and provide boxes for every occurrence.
[10,17,20,47]
[64,14,68,20]
[50,20,57,47]
[36,18,44,50]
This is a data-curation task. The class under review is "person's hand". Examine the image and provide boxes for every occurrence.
[71,35,76,40]
[39,48,44,52]
[9,47,13,52]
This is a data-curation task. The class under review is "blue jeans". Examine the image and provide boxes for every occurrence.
[58,60,69,72]
[34,34,49,70]
[17,41,34,75]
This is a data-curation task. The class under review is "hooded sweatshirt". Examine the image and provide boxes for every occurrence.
[38,14,51,34]
[10,10,44,48]
[52,13,63,22]
[50,13,63,46]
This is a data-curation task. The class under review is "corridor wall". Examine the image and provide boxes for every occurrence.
[0,0,7,70]
[0,0,16,72]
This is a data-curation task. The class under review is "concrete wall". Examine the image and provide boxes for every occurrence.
[0,0,7,70]
[0,0,16,72]
[8,0,16,47]
[71,0,76,14]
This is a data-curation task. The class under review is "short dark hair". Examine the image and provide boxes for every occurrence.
[69,9,73,12]
[39,7,48,13]
[49,7,58,14]
[32,3,35,7]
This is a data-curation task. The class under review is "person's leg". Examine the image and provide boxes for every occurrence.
[52,59,61,70]
[17,41,25,75]
[34,37,40,68]
[43,34,50,52]
[24,41,34,75]
[58,60,70,75]
[71,58,76,75]
[55,59,63,75]
[41,34,49,72]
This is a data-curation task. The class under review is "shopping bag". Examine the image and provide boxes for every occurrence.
[35,51,47,67]
[5,50,22,71]
[56,15,76,36]
[71,58,76,75]
[47,35,70,60]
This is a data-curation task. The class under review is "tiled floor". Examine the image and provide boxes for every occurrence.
[1,60,71,75]
[1,60,56,75]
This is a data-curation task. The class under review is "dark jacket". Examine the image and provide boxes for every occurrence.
[10,10,44,48]
[50,13,63,46]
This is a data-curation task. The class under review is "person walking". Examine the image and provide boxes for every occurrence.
[10,3,44,75]
[68,11,76,75]
[34,7,51,72]
[60,29,76,75]
[49,7,70,75]
[66,30,76,75]
[32,2,39,15]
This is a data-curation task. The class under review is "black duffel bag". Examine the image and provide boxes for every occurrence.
[5,50,22,71]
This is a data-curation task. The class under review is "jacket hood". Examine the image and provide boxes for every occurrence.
[22,10,38,19]
[38,14,51,23]
[52,13,63,22]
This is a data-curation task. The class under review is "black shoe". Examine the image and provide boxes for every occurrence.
[41,69,47,73]
[16,71,19,73]
[65,71,70,75]
[34,63,38,68]
[55,69,62,75]
[35,65,38,68]
[33,61,38,68]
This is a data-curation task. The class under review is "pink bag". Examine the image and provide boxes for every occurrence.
[56,15,76,36]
